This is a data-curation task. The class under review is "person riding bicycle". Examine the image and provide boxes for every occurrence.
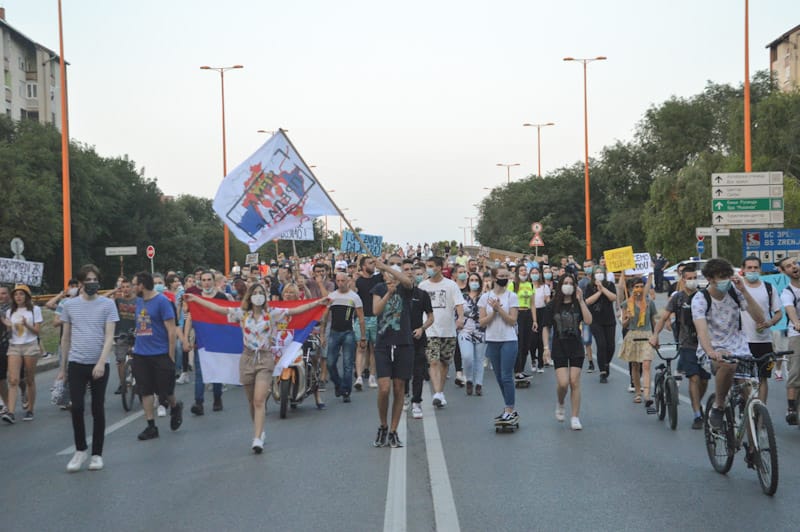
[692,258,765,431]
[650,263,708,429]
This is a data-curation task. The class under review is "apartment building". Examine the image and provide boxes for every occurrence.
[0,7,63,129]
[766,23,800,93]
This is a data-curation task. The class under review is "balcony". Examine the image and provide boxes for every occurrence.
[25,98,38,110]
[4,87,11,103]
[25,70,37,81]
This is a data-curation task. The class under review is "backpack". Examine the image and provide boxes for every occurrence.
[678,287,743,341]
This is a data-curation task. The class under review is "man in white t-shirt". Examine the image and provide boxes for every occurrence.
[418,257,465,408]
[741,256,783,404]
[321,272,365,402]
[777,256,800,425]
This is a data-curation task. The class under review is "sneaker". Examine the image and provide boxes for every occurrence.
[708,407,724,430]
[343,394,351,403]
[388,431,403,448]
[138,425,159,441]
[509,410,520,421]
[0,405,7,416]
[587,361,595,373]
[66,450,88,473]
[570,417,583,430]
[412,403,423,419]
[536,368,544,374]
[555,404,565,422]
[368,375,378,388]
[354,377,363,391]
[455,371,465,387]
[157,405,167,418]
[494,411,507,421]
[176,372,190,384]
[786,410,799,426]
[432,393,442,408]
[22,411,33,421]
[373,425,388,447]
[88,455,104,471]
[2,412,15,424]
[466,381,473,395]
[170,401,183,431]
[212,397,223,412]
[438,393,447,407]
[190,402,204,416]
[475,384,482,396]
[628,385,635,393]
[599,373,608,384]
[691,416,704,430]
[252,436,264,454]
[114,385,123,395]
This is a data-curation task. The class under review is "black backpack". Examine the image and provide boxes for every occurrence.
[678,287,743,341]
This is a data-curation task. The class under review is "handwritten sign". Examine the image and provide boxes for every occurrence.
[625,253,653,277]
[278,219,315,241]
[245,253,259,266]
[0,257,44,286]
[341,230,383,256]
[603,246,635,272]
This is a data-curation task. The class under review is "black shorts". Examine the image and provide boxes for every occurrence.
[132,354,175,398]
[748,342,773,379]
[375,344,413,380]
[551,337,584,370]
[0,349,7,380]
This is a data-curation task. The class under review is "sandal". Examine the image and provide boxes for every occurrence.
[633,395,642,403]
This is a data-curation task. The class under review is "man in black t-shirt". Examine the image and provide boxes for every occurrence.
[370,260,415,448]
[407,261,434,420]
[355,256,383,389]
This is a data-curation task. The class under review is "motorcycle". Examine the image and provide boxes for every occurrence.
[272,334,324,418]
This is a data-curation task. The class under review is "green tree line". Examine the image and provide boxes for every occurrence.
[475,72,800,262]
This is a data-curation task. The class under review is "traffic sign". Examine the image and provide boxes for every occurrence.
[742,228,800,272]
[712,198,783,212]
[531,222,543,234]
[711,172,783,186]
[105,246,137,256]
[696,226,730,237]
[697,235,705,241]
[146,245,155,259]
[712,185,783,199]
[696,240,705,254]
[530,235,544,247]
[714,211,784,226]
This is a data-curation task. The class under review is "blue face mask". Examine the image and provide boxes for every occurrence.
[531,274,540,281]
[457,273,467,281]
[415,274,424,283]
[469,281,480,291]
[154,283,165,293]
[544,273,553,280]
[585,267,593,275]
[716,279,732,292]
[744,272,760,282]
[426,268,435,277]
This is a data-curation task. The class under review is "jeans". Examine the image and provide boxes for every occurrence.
[458,334,486,386]
[68,361,109,456]
[327,330,356,395]
[194,348,222,404]
[486,340,518,408]
[174,338,183,374]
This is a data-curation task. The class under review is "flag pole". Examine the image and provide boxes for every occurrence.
[279,129,375,256]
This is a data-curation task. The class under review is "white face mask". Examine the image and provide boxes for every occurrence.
[561,284,575,296]
[684,280,698,290]
[251,294,266,307]
[595,273,605,282]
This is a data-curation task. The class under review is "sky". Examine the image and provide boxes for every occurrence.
[3,0,800,249]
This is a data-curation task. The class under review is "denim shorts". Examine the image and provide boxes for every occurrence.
[677,347,710,380]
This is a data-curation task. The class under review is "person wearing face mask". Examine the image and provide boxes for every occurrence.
[541,274,592,430]
[618,275,658,406]
[459,272,488,397]
[478,267,520,425]
[408,262,434,419]
[578,260,596,373]
[510,265,536,380]
[113,278,138,394]
[650,264,708,428]
[583,265,617,383]
[529,267,551,373]
[452,264,469,387]
[56,264,119,471]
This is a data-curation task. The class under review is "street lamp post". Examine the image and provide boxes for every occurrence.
[465,217,477,246]
[458,226,468,246]
[743,0,752,171]
[57,0,72,287]
[522,122,555,177]
[201,64,243,275]
[496,162,520,184]
[563,56,606,260]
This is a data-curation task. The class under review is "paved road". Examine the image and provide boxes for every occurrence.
[4,297,800,531]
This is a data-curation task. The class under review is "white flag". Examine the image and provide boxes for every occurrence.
[212,130,338,251]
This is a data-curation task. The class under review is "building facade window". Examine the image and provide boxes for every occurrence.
[26,82,37,98]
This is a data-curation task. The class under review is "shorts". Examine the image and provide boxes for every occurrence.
[786,336,800,390]
[581,323,593,346]
[353,316,378,344]
[551,337,584,369]
[0,349,6,379]
[114,338,129,363]
[426,337,456,364]
[748,342,774,379]
[375,344,413,380]
[132,354,175,398]
[239,347,275,386]
[772,329,788,352]
[7,340,40,358]
[677,347,710,380]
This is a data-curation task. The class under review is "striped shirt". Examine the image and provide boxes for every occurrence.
[61,296,119,364]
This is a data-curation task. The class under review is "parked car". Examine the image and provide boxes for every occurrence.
[662,259,708,292]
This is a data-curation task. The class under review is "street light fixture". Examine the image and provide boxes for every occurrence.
[522,122,555,177]
[496,162,520,184]
[200,64,244,275]
[563,55,606,260]
[464,217,477,246]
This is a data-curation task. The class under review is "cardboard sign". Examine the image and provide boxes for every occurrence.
[341,230,383,256]
[245,253,259,266]
[624,253,653,277]
[0,257,44,286]
[278,219,315,241]
[603,246,635,272]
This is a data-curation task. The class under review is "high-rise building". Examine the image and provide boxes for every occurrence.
[1,8,63,129]
[766,24,800,93]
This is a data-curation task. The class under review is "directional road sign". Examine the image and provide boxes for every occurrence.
[696,226,730,237]
[711,172,783,186]
[711,185,783,199]
[712,198,783,212]
[105,246,138,256]
[713,211,784,226]
[696,240,705,254]
[711,172,784,229]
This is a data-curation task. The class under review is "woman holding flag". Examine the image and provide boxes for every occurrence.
[186,284,329,454]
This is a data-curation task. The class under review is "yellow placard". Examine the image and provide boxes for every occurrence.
[604,246,635,272]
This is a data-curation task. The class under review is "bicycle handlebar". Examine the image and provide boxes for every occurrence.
[719,350,792,365]
[633,338,679,361]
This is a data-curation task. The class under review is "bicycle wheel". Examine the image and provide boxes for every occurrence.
[704,394,734,474]
[654,374,666,421]
[122,360,136,412]
[279,378,290,419]
[752,403,778,496]
[666,377,678,431]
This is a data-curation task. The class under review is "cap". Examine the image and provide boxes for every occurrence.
[13,284,31,297]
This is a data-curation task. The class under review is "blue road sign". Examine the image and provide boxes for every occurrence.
[696,240,705,254]
[742,228,800,272]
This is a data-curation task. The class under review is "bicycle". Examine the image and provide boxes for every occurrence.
[704,350,791,496]
[115,330,139,412]
[650,342,681,429]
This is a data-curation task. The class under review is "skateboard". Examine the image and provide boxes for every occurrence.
[514,376,532,388]
[494,417,519,433]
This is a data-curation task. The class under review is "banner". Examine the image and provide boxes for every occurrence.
[341,230,382,256]
[278,219,315,241]
[188,298,325,384]
[0,257,44,286]
[625,253,654,277]
[212,130,338,252]
[603,246,635,272]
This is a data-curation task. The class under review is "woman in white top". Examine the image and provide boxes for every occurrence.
[478,267,519,423]
[1,284,43,423]
[530,267,551,373]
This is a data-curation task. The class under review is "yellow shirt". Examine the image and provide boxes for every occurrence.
[509,281,534,310]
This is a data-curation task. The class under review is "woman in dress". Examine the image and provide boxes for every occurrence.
[618,274,657,406]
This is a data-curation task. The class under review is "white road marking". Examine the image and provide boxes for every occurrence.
[383,404,407,532]
[609,362,691,405]
[57,410,145,455]
[421,387,461,532]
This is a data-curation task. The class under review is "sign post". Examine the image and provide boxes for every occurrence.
[105,246,138,276]
[530,222,544,257]
[146,245,156,274]
[711,172,784,229]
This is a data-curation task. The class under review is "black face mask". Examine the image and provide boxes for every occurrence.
[495,278,509,287]
[83,282,100,296]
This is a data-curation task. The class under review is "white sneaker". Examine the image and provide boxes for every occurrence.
[88,455,104,471]
[571,417,583,430]
[157,405,167,417]
[555,404,565,422]
[368,375,378,388]
[432,392,442,407]
[176,372,189,384]
[252,436,264,454]
[536,368,544,374]
[412,403,423,419]
[627,385,635,393]
[439,393,447,407]
[66,450,88,472]
[354,377,364,391]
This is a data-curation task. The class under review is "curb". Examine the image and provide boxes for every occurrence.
[37,356,60,372]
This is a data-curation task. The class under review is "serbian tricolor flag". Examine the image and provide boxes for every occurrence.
[188,299,326,384]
